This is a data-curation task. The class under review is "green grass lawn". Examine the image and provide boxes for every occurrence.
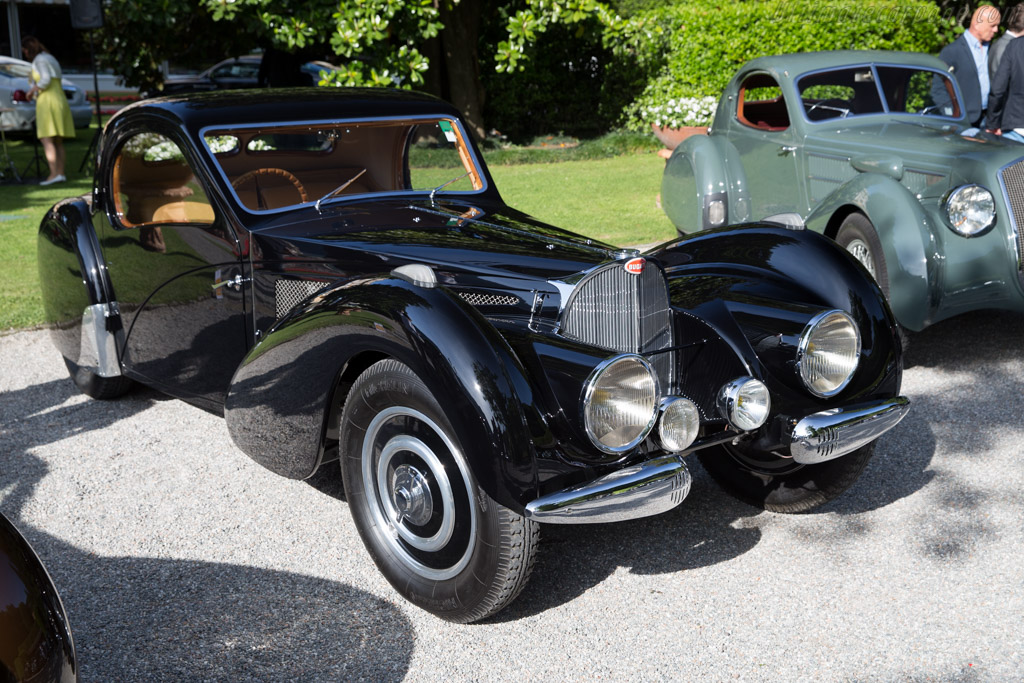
[0,131,676,332]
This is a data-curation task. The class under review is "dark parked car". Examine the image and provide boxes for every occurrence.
[38,88,909,622]
[662,50,1024,332]
[158,55,337,95]
[0,512,77,683]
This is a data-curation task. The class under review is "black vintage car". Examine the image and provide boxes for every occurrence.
[38,89,909,622]
[0,513,77,682]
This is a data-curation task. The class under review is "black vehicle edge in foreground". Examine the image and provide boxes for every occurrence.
[0,512,78,683]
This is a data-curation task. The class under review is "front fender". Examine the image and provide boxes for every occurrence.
[656,224,903,414]
[806,173,939,331]
[37,197,122,366]
[224,276,542,512]
[662,134,749,233]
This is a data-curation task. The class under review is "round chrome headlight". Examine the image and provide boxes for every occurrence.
[945,184,996,237]
[798,310,861,397]
[658,397,700,452]
[583,355,659,453]
[717,377,771,431]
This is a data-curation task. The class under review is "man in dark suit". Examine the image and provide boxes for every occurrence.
[989,4,1024,81]
[931,6,1002,127]
[988,27,1024,142]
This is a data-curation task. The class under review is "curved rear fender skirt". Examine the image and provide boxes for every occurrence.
[37,198,122,365]
[224,277,542,511]
[806,173,938,331]
[662,135,748,233]
[656,224,903,402]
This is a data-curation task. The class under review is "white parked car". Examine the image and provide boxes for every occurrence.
[0,56,92,133]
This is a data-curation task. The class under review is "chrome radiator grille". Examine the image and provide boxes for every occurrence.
[560,262,674,389]
[1000,159,1024,275]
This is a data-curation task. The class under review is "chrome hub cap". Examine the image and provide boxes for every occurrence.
[845,238,877,279]
[362,406,476,580]
[389,464,433,527]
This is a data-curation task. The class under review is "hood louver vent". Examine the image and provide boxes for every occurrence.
[275,279,329,319]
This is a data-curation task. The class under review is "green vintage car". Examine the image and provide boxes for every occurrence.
[661,50,1024,332]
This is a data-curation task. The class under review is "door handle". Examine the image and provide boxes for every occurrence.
[778,145,797,156]
[211,274,250,292]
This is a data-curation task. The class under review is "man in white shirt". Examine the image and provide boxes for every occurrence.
[933,6,1001,126]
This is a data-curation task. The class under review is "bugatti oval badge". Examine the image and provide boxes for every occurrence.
[624,257,646,275]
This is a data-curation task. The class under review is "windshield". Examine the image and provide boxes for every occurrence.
[202,117,485,213]
[0,61,31,79]
[798,64,960,122]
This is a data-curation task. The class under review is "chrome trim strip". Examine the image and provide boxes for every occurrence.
[524,455,691,524]
[789,396,910,464]
[78,303,122,378]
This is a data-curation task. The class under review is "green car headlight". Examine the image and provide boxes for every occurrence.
[797,310,861,397]
[945,184,996,237]
[583,355,659,453]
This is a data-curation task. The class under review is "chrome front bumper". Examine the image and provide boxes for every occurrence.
[788,396,910,464]
[524,455,691,524]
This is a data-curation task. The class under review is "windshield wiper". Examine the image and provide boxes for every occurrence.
[430,171,472,203]
[315,168,367,213]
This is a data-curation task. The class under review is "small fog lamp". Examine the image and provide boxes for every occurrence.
[658,397,700,452]
[717,377,771,431]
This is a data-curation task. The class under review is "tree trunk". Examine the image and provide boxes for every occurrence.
[439,0,485,140]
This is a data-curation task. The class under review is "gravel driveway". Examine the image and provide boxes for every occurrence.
[2,310,1023,681]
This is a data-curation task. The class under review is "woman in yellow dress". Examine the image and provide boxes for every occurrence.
[21,36,75,185]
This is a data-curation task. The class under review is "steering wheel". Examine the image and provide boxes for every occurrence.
[231,168,308,208]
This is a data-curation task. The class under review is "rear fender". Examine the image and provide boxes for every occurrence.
[36,197,124,376]
[806,173,939,331]
[224,276,542,512]
[661,134,749,234]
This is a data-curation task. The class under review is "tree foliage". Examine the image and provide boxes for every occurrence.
[613,0,953,130]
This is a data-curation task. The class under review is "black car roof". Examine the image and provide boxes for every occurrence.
[113,87,463,136]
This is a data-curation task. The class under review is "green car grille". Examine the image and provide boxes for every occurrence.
[999,160,1024,275]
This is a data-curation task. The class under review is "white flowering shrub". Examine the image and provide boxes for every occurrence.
[637,96,717,129]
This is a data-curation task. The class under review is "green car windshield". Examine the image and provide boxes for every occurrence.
[798,65,960,122]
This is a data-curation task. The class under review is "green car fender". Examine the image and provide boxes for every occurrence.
[805,173,940,331]
[661,134,749,233]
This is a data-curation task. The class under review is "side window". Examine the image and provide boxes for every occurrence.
[798,67,884,121]
[877,66,958,117]
[736,74,790,131]
[112,132,215,228]
[406,121,479,192]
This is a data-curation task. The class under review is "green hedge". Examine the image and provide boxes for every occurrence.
[613,0,955,130]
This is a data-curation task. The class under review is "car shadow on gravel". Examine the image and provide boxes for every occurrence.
[902,309,1024,370]
[494,466,765,621]
[0,377,159,452]
[1,455,414,681]
[497,400,938,621]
